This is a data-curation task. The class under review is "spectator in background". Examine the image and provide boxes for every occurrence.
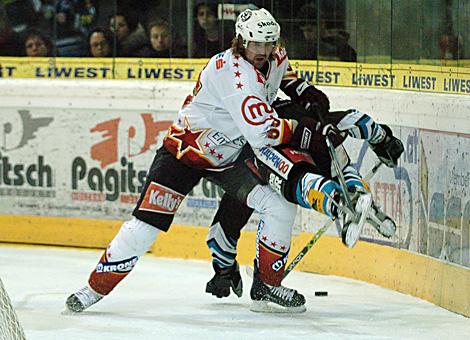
[290,2,356,62]
[39,0,55,31]
[192,2,233,58]
[0,5,22,56]
[109,12,147,57]
[23,30,53,57]
[138,19,186,58]
[75,0,98,36]
[56,0,80,39]
[87,27,112,57]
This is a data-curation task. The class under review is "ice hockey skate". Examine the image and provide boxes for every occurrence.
[367,202,397,238]
[64,286,103,313]
[340,191,373,248]
[206,261,242,298]
[250,264,306,313]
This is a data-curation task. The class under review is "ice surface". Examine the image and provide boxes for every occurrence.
[0,245,468,340]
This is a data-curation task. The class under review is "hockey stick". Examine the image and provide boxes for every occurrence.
[281,160,382,279]
[314,108,376,247]
[314,108,354,213]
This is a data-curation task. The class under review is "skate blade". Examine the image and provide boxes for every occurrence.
[250,300,306,314]
[61,306,78,315]
[344,193,373,248]
[245,265,254,278]
[368,212,396,238]
[381,219,397,237]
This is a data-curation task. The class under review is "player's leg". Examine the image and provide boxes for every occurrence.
[254,145,343,221]
[205,193,253,298]
[65,147,202,313]
[342,164,396,238]
[288,111,400,241]
[245,185,305,313]
[210,163,306,313]
[65,217,160,313]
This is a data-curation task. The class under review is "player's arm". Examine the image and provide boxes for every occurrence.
[215,67,295,148]
[222,92,294,148]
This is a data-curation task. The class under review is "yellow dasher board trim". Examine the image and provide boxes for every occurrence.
[0,57,469,95]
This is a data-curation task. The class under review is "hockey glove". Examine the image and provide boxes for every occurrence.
[282,78,330,115]
[272,99,310,121]
[298,84,330,115]
[206,262,242,298]
[369,124,404,168]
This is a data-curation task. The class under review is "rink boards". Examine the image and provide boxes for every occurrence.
[0,75,469,318]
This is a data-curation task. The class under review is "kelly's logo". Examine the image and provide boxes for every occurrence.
[139,182,184,214]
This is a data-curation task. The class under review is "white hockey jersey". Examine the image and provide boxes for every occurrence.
[164,47,297,169]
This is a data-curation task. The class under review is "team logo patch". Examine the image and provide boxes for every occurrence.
[139,182,184,214]
[239,10,252,22]
[96,256,138,273]
[255,147,293,180]
[241,96,274,126]
[300,127,312,149]
[271,252,289,272]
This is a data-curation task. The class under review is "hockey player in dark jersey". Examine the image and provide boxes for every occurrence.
[205,97,404,303]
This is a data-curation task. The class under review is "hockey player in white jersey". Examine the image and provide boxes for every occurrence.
[65,8,332,314]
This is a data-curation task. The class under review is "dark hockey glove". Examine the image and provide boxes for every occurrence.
[206,261,242,298]
[369,124,404,168]
[272,99,310,121]
[298,85,330,115]
[282,79,330,115]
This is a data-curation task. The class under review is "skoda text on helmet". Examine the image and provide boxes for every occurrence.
[235,8,281,48]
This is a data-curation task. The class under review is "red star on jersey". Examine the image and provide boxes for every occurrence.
[280,245,286,251]
[209,149,215,155]
[262,235,268,241]
[234,71,241,78]
[270,241,277,247]
[216,153,223,160]
[236,82,244,89]
[234,55,240,60]
[204,142,210,148]
[233,62,240,68]
[168,119,206,159]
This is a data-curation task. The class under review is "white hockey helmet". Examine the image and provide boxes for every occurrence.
[235,8,280,48]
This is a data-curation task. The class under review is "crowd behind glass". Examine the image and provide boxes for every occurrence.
[0,0,468,65]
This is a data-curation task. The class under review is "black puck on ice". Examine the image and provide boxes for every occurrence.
[314,291,328,296]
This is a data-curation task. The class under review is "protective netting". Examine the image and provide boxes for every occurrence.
[0,279,26,340]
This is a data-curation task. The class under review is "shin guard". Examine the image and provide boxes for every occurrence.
[88,217,159,295]
[256,238,290,286]
[296,172,341,218]
[246,185,296,286]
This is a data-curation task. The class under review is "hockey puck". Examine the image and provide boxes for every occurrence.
[314,291,328,296]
